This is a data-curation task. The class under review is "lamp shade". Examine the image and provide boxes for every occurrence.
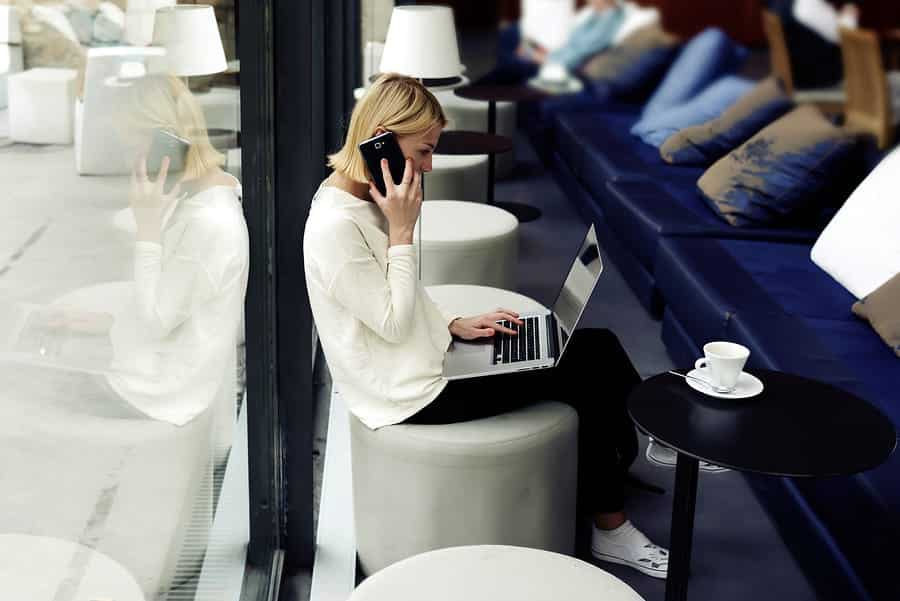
[152,5,226,77]
[379,5,462,80]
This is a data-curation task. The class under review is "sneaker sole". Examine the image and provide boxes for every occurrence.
[590,548,668,579]
[646,448,731,474]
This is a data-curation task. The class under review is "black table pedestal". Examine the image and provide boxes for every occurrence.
[667,454,699,601]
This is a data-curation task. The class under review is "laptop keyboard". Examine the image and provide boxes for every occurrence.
[493,316,541,364]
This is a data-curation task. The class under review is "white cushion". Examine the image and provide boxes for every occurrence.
[31,5,80,44]
[612,1,661,45]
[0,5,23,44]
[811,147,900,298]
[9,68,78,145]
[94,1,126,43]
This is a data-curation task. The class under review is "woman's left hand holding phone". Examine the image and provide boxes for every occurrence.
[368,157,421,247]
[130,155,183,243]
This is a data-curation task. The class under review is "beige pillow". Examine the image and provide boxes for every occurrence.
[580,24,678,81]
[852,272,900,357]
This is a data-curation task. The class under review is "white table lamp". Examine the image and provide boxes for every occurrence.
[152,5,226,76]
[379,5,462,82]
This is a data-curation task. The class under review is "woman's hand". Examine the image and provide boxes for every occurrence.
[449,309,523,340]
[130,155,183,243]
[369,157,421,247]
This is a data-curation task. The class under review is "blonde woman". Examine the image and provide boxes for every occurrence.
[111,73,248,444]
[304,73,668,577]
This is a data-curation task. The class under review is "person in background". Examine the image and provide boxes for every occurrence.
[518,0,626,72]
[304,73,669,578]
[768,0,860,89]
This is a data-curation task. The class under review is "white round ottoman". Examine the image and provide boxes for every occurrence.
[424,153,488,202]
[351,285,578,577]
[9,68,78,144]
[350,545,644,601]
[0,534,146,601]
[415,201,518,289]
[434,89,517,179]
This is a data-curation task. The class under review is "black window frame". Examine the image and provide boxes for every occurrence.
[239,1,361,599]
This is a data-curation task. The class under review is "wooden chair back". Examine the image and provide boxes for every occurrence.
[762,10,795,95]
[841,27,894,148]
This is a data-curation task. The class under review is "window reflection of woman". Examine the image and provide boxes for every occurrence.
[112,74,248,453]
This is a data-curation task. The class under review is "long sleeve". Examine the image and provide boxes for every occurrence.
[549,7,625,70]
[320,218,419,344]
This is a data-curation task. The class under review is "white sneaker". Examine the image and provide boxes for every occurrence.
[590,521,669,579]
[645,439,730,473]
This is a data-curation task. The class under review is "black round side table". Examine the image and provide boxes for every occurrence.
[628,368,896,601]
[453,84,550,223]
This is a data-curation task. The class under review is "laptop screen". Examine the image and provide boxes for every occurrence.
[551,225,603,346]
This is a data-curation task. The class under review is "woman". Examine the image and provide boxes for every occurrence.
[304,73,668,578]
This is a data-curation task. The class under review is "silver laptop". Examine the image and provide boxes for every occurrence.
[443,225,602,380]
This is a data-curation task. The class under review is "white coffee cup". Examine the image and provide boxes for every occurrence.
[539,62,568,83]
[694,341,750,393]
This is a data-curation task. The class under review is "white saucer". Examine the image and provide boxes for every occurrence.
[685,368,764,399]
[527,75,584,95]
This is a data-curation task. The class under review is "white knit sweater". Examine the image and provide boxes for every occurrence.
[303,184,456,429]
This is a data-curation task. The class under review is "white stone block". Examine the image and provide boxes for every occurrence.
[9,68,78,145]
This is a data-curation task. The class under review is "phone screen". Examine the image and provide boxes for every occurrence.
[358,131,406,197]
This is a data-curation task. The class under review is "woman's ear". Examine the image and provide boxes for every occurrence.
[373,126,387,136]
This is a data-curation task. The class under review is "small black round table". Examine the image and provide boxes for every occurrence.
[452,84,551,223]
[628,368,896,601]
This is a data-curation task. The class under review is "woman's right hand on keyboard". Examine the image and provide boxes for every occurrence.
[449,310,523,340]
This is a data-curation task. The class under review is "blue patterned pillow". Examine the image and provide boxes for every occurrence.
[698,106,856,227]
[642,27,747,119]
[631,76,755,147]
[661,78,794,165]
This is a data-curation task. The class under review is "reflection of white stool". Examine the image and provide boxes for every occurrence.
[434,89,516,178]
[0,534,146,601]
[9,68,78,144]
[424,154,488,202]
[415,201,518,289]
[349,545,643,601]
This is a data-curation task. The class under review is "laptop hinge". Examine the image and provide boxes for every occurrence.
[547,313,561,360]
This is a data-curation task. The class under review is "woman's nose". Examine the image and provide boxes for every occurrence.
[423,156,433,173]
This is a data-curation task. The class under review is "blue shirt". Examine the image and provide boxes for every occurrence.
[549,6,626,71]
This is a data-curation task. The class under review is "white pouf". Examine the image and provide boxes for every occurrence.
[415,201,518,289]
[195,86,241,132]
[9,68,77,144]
[424,153,488,202]
[0,534,146,601]
[434,89,517,179]
[0,43,23,109]
[349,545,644,601]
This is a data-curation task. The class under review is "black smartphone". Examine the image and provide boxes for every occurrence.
[358,131,406,197]
[146,128,191,176]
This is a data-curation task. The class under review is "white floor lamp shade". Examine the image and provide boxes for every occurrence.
[379,5,462,80]
[153,5,226,76]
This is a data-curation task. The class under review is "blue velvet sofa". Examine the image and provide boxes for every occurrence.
[510,31,898,601]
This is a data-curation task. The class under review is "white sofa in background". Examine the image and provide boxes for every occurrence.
[75,46,166,174]
[350,285,578,577]
[415,201,519,289]
[9,68,78,144]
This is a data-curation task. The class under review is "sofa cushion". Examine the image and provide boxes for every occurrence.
[698,106,856,227]
[641,27,747,118]
[581,25,679,102]
[811,146,900,299]
[661,77,794,165]
[631,75,754,147]
[853,273,900,357]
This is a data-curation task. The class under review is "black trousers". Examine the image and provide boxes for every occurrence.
[404,328,640,515]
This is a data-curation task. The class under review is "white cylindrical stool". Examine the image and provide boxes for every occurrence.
[415,201,518,289]
[349,545,644,601]
[434,89,517,178]
[424,153,488,202]
[351,285,578,577]
[0,534,146,601]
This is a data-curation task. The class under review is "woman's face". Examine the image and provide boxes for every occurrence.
[394,123,443,175]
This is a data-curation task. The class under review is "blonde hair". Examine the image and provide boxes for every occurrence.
[120,74,225,179]
[328,73,447,183]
